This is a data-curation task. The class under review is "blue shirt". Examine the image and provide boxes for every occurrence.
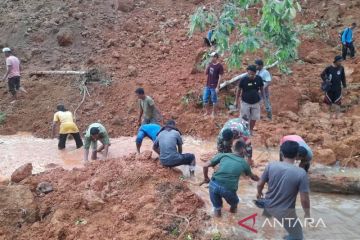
[341,28,353,44]
[136,124,161,144]
[298,141,313,162]
[207,30,213,41]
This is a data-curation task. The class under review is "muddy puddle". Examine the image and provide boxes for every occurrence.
[0,133,360,239]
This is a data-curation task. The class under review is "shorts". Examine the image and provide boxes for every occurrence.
[324,90,342,105]
[203,86,218,104]
[8,76,20,96]
[240,101,260,120]
[161,153,195,167]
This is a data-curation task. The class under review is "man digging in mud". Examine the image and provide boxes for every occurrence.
[51,104,83,150]
[153,120,196,176]
[136,123,161,153]
[201,140,259,217]
[135,88,162,126]
[280,135,313,172]
[216,117,254,166]
[2,47,26,103]
[83,123,110,162]
[235,65,265,135]
[321,56,347,119]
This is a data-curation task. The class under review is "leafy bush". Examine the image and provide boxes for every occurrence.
[0,112,6,125]
[189,0,302,73]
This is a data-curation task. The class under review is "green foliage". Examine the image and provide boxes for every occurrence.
[189,0,303,73]
[184,233,193,240]
[0,112,6,125]
[170,226,180,236]
[211,231,223,240]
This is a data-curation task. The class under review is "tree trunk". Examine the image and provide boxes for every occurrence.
[309,172,360,195]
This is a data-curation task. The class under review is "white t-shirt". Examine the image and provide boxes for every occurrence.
[6,56,21,78]
[257,68,271,82]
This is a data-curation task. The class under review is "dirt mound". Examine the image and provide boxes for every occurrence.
[0,0,359,165]
[0,154,207,240]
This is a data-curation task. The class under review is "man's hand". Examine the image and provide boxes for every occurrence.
[251,174,260,182]
[199,177,210,186]
[216,87,219,93]
[256,192,263,199]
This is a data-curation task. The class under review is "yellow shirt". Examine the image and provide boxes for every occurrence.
[53,111,79,134]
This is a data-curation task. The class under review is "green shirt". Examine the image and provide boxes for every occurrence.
[211,153,252,192]
[84,123,110,149]
[139,96,156,120]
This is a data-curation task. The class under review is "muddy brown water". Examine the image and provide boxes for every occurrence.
[0,133,359,239]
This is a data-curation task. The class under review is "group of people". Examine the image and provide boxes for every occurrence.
[1,22,355,240]
[202,52,273,133]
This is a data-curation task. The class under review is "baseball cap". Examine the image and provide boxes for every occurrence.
[209,52,219,57]
[333,55,343,63]
[2,47,11,53]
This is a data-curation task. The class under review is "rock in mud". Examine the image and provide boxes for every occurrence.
[278,111,299,122]
[314,148,337,165]
[57,28,74,46]
[135,150,153,161]
[83,190,104,211]
[303,50,324,64]
[0,185,39,227]
[115,0,135,12]
[299,102,321,117]
[127,65,138,77]
[36,182,54,194]
[11,163,33,183]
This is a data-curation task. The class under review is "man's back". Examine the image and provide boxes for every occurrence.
[155,129,182,164]
[140,124,161,141]
[262,162,309,214]
[6,55,20,78]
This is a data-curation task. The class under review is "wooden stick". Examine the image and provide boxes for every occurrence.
[219,60,279,90]
[30,70,87,76]
[161,212,190,240]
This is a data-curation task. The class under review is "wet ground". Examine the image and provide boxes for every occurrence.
[0,134,360,239]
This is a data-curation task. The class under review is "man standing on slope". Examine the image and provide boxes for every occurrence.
[341,23,356,60]
[256,141,310,240]
[83,123,110,162]
[2,48,26,102]
[255,59,272,120]
[153,120,196,176]
[203,52,224,118]
[235,65,265,135]
[136,123,161,153]
[135,88,161,126]
[321,56,347,119]
[280,135,313,172]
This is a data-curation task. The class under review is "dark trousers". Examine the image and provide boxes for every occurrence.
[58,132,83,150]
[342,42,355,60]
[8,76,20,96]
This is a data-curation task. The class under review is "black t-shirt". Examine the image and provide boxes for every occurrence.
[320,65,346,91]
[239,75,264,104]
